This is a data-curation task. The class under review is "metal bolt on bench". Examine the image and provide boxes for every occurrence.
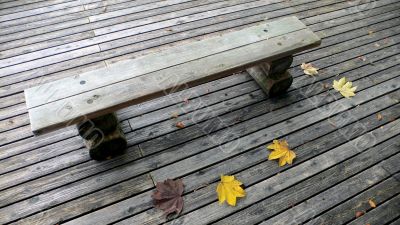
[24,16,321,160]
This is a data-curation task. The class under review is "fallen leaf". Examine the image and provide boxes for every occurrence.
[152,179,184,217]
[176,121,185,128]
[333,77,357,98]
[376,113,383,121]
[171,112,179,119]
[368,30,374,35]
[358,56,367,61]
[267,140,296,166]
[216,175,246,206]
[323,83,330,89]
[183,98,189,104]
[374,43,380,47]
[355,211,364,218]
[301,63,318,76]
[369,199,377,208]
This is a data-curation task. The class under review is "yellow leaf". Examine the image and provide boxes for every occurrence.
[267,139,296,166]
[301,63,318,76]
[376,113,383,121]
[216,175,246,206]
[368,199,377,208]
[332,77,357,98]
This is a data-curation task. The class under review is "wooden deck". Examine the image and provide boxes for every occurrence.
[0,0,399,224]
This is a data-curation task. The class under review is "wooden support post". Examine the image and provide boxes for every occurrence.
[77,113,127,160]
[246,56,293,96]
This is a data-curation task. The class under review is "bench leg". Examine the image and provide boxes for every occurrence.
[77,113,127,160]
[246,56,293,96]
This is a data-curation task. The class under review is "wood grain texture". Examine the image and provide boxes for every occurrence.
[26,17,321,134]
[1,0,399,224]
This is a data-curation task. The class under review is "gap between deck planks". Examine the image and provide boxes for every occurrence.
[0,0,386,78]
[0,36,396,193]
[1,74,398,223]
[0,0,398,222]
[0,3,396,139]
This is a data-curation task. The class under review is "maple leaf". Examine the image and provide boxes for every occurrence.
[216,175,246,206]
[152,179,184,217]
[333,77,357,98]
[368,199,377,208]
[267,140,296,166]
[301,63,318,76]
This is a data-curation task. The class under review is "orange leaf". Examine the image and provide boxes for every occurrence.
[176,122,185,128]
[368,199,377,208]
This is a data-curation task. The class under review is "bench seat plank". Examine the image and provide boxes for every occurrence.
[25,16,306,109]
[25,16,321,134]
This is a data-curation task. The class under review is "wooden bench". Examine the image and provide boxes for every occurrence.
[24,16,321,160]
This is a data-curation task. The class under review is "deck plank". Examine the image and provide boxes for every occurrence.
[305,176,400,225]
[0,0,399,224]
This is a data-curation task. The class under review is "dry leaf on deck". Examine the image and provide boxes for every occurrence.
[183,98,189,104]
[355,211,364,218]
[301,63,318,76]
[267,140,296,166]
[333,77,357,98]
[171,112,179,119]
[368,199,377,208]
[376,113,383,121]
[216,175,246,206]
[176,121,185,128]
[358,56,367,62]
[152,179,184,217]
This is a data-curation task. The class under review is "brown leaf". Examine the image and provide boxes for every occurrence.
[368,199,377,208]
[176,121,185,129]
[356,211,364,218]
[152,179,184,217]
[376,113,383,121]
[368,30,374,35]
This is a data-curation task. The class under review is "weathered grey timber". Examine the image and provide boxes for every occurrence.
[1,0,400,224]
[24,16,321,159]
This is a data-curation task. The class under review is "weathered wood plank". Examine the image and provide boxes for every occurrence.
[215,138,400,225]
[1,65,398,204]
[123,120,400,225]
[0,1,84,22]
[57,96,400,225]
[0,0,72,16]
[0,0,226,59]
[306,177,400,225]
[2,74,396,223]
[260,155,400,225]
[0,5,84,28]
[0,0,388,90]
[25,16,307,108]
[27,25,320,134]
[0,45,101,78]
[347,194,400,225]
[150,77,400,182]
